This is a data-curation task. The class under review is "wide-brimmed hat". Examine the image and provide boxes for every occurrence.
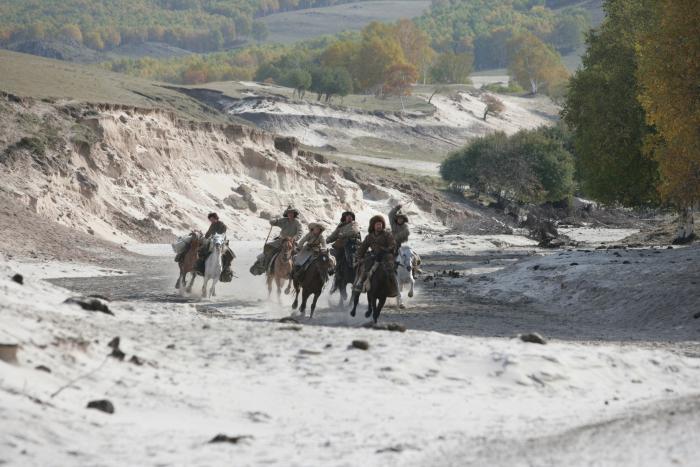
[308,222,326,232]
[283,205,299,217]
[340,211,356,222]
[368,215,386,233]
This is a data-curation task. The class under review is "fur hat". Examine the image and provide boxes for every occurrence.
[308,222,325,232]
[368,215,386,233]
[340,211,356,222]
[283,205,299,218]
[393,208,409,223]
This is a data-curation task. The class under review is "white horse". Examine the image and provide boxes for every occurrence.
[396,245,419,308]
[201,233,225,298]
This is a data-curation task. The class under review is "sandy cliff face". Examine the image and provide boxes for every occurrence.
[0,95,364,243]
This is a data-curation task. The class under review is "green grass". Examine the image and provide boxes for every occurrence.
[0,50,229,122]
[260,0,431,44]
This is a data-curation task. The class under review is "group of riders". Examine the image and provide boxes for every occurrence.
[175,204,419,299]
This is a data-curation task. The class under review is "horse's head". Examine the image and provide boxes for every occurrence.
[398,245,413,270]
[210,233,226,253]
[280,237,295,257]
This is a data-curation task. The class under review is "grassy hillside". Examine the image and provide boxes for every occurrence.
[0,50,229,122]
[261,0,430,44]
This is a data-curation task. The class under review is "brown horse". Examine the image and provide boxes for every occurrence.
[266,237,294,301]
[292,253,332,318]
[175,231,203,294]
[350,254,397,323]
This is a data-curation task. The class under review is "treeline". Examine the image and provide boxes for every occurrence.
[105,16,570,100]
[442,0,700,241]
[416,0,590,69]
[0,0,364,53]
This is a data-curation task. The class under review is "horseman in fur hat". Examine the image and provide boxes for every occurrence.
[327,211,361,293]
[292,222,328,281]
[354,214,396,292]
[260,205,303,272]
[389,204,410,250]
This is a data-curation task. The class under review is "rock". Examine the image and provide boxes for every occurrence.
[520,333,547,345]
[64,297,113,315]
[11,273,23,285]
[223,194,249,210]
[107,337,125,360]
[693,311,700,319]
[299,349,322,356]
[166,344,176,350]
[279,317,299,324]
[259,210,272,220]
[351,340,370,351]
[35,365,51,373]
[129,355,144,366]
[363,322,406,333]
[208,434,252,444]
[0,343,19,364]
[87,399,114,414]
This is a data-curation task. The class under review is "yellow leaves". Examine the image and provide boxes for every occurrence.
[638,0,700,207]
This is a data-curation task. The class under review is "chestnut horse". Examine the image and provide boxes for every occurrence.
[175,231,203,294]
[266,237,294,301]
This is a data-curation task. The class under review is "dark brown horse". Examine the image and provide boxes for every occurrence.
[292,253,333,318]
[175,231,203,294]
[350,254,397,323]
[329,239,358,306]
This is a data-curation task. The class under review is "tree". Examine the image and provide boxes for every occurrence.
[354,32,405,92]
[562,0,659,207]
[482,94,505,120]
[252,21,269,41]
[507,32,568,95]
[284,68,312,98]
[59,24,83,44]
[637,0,700,241]
[440,128,574,204]
[84,31,105,50]
[394,19,435,83]
[429,51,473,84]
[383,63,418,97]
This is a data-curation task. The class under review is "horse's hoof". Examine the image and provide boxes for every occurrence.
[408,291,414,298]
[399,303,406,309]
[364,310,372,318]
[292,302,298,310]
[350,310,356,317]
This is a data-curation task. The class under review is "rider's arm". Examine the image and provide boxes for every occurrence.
[270,218,282,227]
[326,227,339,244]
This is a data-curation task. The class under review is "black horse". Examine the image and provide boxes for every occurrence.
[292,253,333,318]
[330,239,358,306]
[350,252,397,323]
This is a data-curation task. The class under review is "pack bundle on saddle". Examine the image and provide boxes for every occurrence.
[172,231,202,263]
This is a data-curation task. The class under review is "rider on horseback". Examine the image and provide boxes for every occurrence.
[196,213,235,278]
[327,211,361,293]
[354,215,397,293]
[389,204,421,278]
[292,223,327,282]
[260,206,303,273]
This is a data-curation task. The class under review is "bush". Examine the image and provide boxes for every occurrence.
[440,127,574,204]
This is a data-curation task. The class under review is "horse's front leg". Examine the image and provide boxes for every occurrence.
[374,296,387,323]
[309,292,320,319]
[339,285,347,307]
[292,282,300,310]
[187,273,196,293]
[210,279,218,298]
[284,278,292,295]
[299,289,310,316]
[350,291,361,317]
[276,277,282,303]
[201,277,209,297]
[365,293,374,318]
[266,274,273,298]
[408,275,415,298]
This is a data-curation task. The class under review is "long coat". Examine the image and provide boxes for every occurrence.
[295,232,327,265]
[205,220,227,238]
[269,217,303,249]
[357,230,396,264]
[326,221,361,248]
